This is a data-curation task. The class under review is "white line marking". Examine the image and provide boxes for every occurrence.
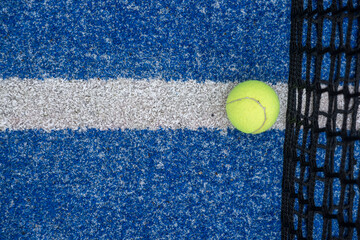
[0,77,292,132]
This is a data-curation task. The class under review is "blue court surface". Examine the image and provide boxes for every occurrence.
[1,1,291,239]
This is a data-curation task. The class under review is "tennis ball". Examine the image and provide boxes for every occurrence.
[226,80,280,134]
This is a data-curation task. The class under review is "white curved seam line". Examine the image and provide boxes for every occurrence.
[226,97,267,134]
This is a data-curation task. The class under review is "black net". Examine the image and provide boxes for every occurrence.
[282,0,360,239]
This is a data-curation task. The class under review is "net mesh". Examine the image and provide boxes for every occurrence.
[282,0,360,239]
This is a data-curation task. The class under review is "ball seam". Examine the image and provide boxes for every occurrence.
[226,97,267,134]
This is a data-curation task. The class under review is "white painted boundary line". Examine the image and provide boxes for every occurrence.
[0,78,289,131]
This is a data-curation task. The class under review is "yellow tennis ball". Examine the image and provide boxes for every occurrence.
[226,80,280,134]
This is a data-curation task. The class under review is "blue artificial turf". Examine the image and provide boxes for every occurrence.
[0,128,284,239]
[2,0,360,238]
[0,0,293,239]
[0,0,291,83]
